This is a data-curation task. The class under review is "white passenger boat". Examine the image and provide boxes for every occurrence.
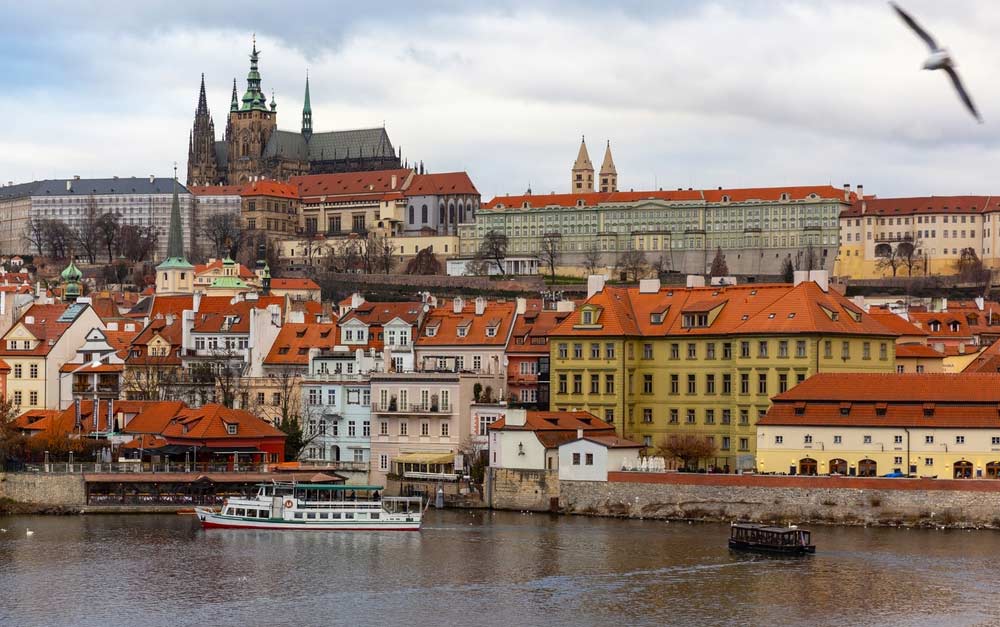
[195,482,424,531]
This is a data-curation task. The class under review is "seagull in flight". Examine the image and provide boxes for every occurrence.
[890,2,982,123]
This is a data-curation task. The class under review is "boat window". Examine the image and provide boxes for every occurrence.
[319,513,329,519]
[332,513,342,519]
[294,512,304,519]
[235,508,245,517]
[259,510,268,518]
[307,512,317,519]
[344,513,354,519]
[370,513,380,520]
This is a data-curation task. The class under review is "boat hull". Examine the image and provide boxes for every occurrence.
[728,539,815,555]
[195,509,421,531]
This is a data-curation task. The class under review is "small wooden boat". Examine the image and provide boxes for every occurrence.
[728,522,815,554]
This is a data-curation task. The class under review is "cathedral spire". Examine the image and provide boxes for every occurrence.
[242,35,267,111]
[196,73,209,116]
[159,164,192,269]
[302,72,313,141]
[599,140,618,192]
[230,78,239,112]
[571,135,595,192]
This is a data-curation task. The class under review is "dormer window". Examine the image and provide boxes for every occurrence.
[457,326,468,338]
[722,195,730,202]
[486,326,497,338]
[949,321,960,332]
[681,313,709,328]
[650,312,664,324]
[426,326,438,337]
[226,423,238,435]
[929,321,941,332]
[582,310,593,325]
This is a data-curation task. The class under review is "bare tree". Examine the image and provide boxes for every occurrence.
[898,234,922,276]
[479,230,508,275]
[42,219,74,259]
[405,247,442,275]
[25,217,46,257]
[956,247,991,285]
[361,231,395,274]
[658,435,718,471]
[538,232,562,281]
[456,433,489,487]
[73,196,102,264]
[464,256,490,276]
[709,246,729,277]
[617,248,649,282]
[96,213,122,263]
[781,256,795,282]
[796,244,818,272]
[200,213,245,259]
[875,243,902,277]
[120,225,159,262]
[583,242,603,276]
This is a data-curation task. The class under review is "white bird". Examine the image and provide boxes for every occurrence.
[25,528,33,536]
[891,2,982,122]
[0,528,6,533]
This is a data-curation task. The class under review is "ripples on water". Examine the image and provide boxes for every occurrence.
[1,511,998,627]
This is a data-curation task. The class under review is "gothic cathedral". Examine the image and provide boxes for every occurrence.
[187,38,401,187]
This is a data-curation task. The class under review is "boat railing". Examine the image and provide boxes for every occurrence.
[296,500,384,510]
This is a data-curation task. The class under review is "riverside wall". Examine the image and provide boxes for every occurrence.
[487,468,559,512]
[558,472,1000,527]
[0,473,87,507]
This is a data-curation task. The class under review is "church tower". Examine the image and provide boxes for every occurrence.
[599,140,618,193]
[186,74,220,187]
[301,73,313,142]
[156,169,194,296]
[226,36,277,184]
[571,136,594,193]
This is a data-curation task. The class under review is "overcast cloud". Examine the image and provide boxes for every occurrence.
[2,0,999,200]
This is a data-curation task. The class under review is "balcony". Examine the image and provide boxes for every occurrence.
[301,372,371,382]
[373,403,452,415]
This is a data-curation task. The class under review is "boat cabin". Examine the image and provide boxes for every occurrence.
[729,523,815,554]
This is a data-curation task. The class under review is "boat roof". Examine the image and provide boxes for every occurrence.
[732,523,808,534]
[259,482,384,491]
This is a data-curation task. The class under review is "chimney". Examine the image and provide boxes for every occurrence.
[856,184,864,199]
[586,274,606,299]
[453,296,464,314]
[474,296,486,316]
[506,408,526,427]
[577,428,584,439]
[793,270,809,286]
[685,275,705,288]
[165,313,175,326]
[639,278,660,293]
[808,270,830,292]
[391,174,397,190]
[149,175,155,184]
[350,292,365,310]
[842,183,850,201]
[556,300,576,313]
[515,297,527,315]
[66,180,72,192]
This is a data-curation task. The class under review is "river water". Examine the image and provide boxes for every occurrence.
[1,510,998,627]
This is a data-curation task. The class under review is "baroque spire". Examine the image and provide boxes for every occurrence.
[230,78,239,112]
[158,164,193,270]
[241,35,267,111]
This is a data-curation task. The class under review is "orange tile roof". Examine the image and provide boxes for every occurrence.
[841,195,998,219]
[194,259,256,279]
[906,312,976,339]
[269,277,320,291]
[242,180,299,199]
[44,400,161,437]
[489,410,615,448]
[14,409,58,430]
[293,169,413,199]
[485,185,851,210]
[159,404,285,440]
[123,401,187,434]
[0,303,80,356]
[338,301,423,352]
[762,373,1000,428]
[191,297,285,334]
[404,172,478,196]
[507,307,569,355]
[0,358,10,373]
[126,318,183,366]
[551,281,894,339]
[417,300,516,346]
[894,343,944,358]
[264,323,339,366]
[866,310,928,337]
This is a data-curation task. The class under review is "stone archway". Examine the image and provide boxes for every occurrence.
[829,458,848,475]
[799,458,818,476]
[858,458,877,477]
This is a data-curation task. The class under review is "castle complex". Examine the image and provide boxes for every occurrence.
[186,39,401,187]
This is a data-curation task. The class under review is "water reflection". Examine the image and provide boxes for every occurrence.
[1,511,998,627]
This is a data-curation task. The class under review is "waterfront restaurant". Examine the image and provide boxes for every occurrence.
[757,373,1000,479]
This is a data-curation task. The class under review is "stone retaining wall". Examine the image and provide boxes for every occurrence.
[559,473,1000,527]
[487,468,559,512]
[0,473,87,507]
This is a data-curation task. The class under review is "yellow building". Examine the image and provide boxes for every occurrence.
[757,372,1000,479]
[835,194,1000,279]
[0,302,105,410]
[548,273,897,470]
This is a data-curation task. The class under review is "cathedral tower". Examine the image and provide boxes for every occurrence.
[186,74,220,186]
[156,169,194,296]
[599,140,617,193]
[227,37,277,184]
[571,136,594,193]
[301,73,313,142]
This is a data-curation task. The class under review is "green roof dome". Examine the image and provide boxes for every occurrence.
[60,260,82,281]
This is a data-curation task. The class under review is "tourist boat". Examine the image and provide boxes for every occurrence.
[728,522,815,554]
[194,482,424,531]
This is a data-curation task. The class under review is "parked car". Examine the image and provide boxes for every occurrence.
[882,471,906,478]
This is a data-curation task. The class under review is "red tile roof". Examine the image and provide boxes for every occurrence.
[906,311,976,339]
[962,340,1000,373]
[125,318,183,366]
[191,297,285,334]
[158,404,285,440]
[293,169,413,199]
[418,300,516,346]
[866,310,928,337]
[507,306,569,355]
[242,180,299,199]
[269,277,320,291]
[0,303,82,356]
[485,185,851,210]
[894,343,944,358]
[405,172,478,196]
[489,410,611,432]
[264,323,338,366]
[841,195,998,219]
[194,259,256,279]
[551,282,894,339]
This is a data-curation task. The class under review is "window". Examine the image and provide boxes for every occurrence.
[706,374,715,394]
[256,392,265,405]
[705,409,715,424]
[796,340,806,358]
[774,435,784,444]
[590,374,600,394]
[706,343,716,359]
[585,453,594,466]
[740,341,750,358]
[669,409,678,424]
[722,374,732,395]
[473,356,481,371]
[558,374,567,394]
[862,342,871,360]
[778,341,788,358]
[686,409,695,424]
[863,435,872,444]
[955,435,965,444]
[758,341,768,358]
[804,434,813,444]
[558,343,567,359]
[740,373,749,395]
[308,389,319,405]
[687,343,696,359]
[738,438,749,451]
[590,343,600,359]
[379,454,389,471]
[13,364,20,379]
[739,409,749,425]
[925,435,934,444]
[643,374,653,394]
[925,458,934,466]
[380,421,388,436]
[441,423,450,436]
[572,453,581,465]
[894,435,903,444]
[604,374,614,395]
[841,341,850,360]
[687,374,696,394]
[722,342,732,359]
[573,375,582,394]
[29,364,37,378]
[272,393,280,406]
[12,391,21,406]
[642,343,653,359]
[757,373,767,395]
[581,310,593,325]
[992,436,1000,446]
[399,421,408,436]
[420,422,429,436]
[824,341,832,359]
[833,435,842,444]
[573,344,583,359]
[29,391,37,406]
[670,343,680,359]
[226,424,237,435]
[722,410,731,425]
[642,408,652,423]
[670,374,679,394]
[721,436,731,450]
[879,342,888,360]
[604,409,614,423]
[605,343,615,359]
[778,373,788,393]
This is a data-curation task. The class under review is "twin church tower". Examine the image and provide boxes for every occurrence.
[571,136,617,193]
[187,38,401,187]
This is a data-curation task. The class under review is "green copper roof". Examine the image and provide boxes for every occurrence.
[210,276,249,288]
[241,38,269,112]
[303,74,312,114]
[157,257,194,270]
[60,260,82,281]
[230,79,239,112]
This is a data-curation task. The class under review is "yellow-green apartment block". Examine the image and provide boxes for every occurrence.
[548,274,897,470]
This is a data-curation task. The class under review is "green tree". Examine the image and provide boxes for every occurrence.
[710,247,728,277]
[781,257,795,283]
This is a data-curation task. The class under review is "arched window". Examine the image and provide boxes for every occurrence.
[439,205,446,224]
[421,205,428,222]
[408,206,414,224]
[449,203,456,223]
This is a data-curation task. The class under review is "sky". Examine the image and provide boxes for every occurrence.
[2,0,1000,200]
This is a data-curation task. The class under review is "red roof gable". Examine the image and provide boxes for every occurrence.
[405,172,478,196]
